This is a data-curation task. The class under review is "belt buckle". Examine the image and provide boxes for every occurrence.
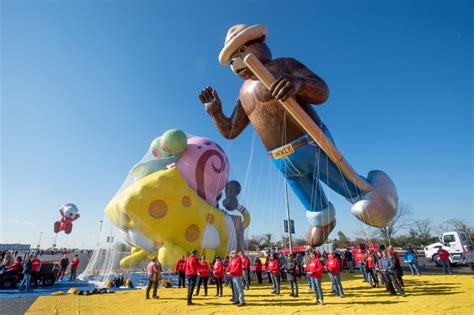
[271,143,295,159]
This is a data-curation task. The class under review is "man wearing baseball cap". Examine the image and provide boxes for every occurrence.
[227,250,245,306]
[185,249,199,305]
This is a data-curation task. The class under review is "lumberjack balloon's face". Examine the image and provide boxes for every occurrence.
[230,39,271,80]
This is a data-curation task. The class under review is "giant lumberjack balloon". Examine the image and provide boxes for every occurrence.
[199,24,398,246]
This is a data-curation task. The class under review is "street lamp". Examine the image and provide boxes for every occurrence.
[37,232,44,248]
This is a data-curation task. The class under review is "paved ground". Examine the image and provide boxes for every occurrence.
[1,252,472,314]
[0,296,38,315]
[25,273,474,314]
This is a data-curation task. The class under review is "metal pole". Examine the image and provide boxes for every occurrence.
[37,232,43,248]
[285,180,293,253]
[99,220,104,233]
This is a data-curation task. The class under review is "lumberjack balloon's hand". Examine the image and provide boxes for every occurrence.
[269,75,304,102]
[199,86,222,115]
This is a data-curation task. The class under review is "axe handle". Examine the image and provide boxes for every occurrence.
[243,54,373,193]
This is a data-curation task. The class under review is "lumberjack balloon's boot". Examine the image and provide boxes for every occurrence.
[351,170,398,227]
[306,221,336,247]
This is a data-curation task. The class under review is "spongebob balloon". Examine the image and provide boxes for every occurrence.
[105,130,249,268]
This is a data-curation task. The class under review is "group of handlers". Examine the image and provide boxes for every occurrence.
[143,245,411,306]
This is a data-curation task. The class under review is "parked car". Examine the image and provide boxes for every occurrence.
[424,231,473,266]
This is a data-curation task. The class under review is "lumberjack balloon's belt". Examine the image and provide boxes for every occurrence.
[268,137,310,159]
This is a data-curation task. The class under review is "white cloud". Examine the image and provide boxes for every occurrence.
[14,219,37,227]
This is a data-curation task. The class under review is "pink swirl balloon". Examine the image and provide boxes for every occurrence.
[176,137,229,206]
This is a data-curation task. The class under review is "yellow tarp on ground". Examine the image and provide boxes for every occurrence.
[26,274,474,314]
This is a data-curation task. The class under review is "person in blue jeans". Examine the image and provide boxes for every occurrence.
[18,255,33,292]
[404,248,421,276]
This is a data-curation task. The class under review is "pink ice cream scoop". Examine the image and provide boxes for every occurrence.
[176,137,229,206]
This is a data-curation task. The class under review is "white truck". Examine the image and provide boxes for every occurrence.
[424,231,473,267]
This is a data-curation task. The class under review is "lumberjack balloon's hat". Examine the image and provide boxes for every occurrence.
[219,24,268,65]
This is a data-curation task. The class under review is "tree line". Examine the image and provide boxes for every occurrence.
[246,204,473,250]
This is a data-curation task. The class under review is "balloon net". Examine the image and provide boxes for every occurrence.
[80,130,249,285]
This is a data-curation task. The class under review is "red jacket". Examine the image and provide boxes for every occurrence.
[175,259,186,272]
[241,256,250,270]
[213,261,224,278]
[227,257,243,277]
[185,255,199,276]
[365,254,375,269]
[438,249,450,261]
[31,258,42,272]
[198,261,209,277]
[307,258,323,279]
[355,251,365,264]
[6,261,22,272]
[325,257,340,273]
[254,258,263,271]
[267,259,280,275]
[71,258,80,268]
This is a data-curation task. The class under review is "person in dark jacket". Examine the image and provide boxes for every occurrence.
[388,246,404,287]
[344,249,354,273]
[285,253,298,297]
[378,251,405,296]
[254,256,263,284]
[58,254,69,281]
[19,256,33,291]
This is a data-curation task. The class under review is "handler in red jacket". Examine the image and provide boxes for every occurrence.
[307,251,324,305]
[31,255,42,288]
[213,256,224,296]
[185,249,199,305]
[325,252,344,297]
[227,250,245,306]
[195,256,210,296]
[267,253,281,294]
[175,256,186,288]
[254,256,263,284]
[239,251,251,290]
[437,246,453,275]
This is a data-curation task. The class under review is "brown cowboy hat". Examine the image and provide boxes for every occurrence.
[219,24,268,65]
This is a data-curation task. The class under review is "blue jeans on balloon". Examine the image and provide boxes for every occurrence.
[270,126,365,227]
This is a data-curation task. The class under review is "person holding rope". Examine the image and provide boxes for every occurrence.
[364,249,379,288]
[213,256,224,296]
[285,252,299,297]
[145,256,162,300]
[195,256,209,296]
[239,251,251,290]
[307,250,324,305]
[185,249,199,306]
[227,250,245,307]
[254,255,263,284]
[267,253,281,295]
[378,250,405,297]
[175,256,186,288]
[326,251,344,297]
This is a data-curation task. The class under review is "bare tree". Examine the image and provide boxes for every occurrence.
[409,219,435,246]
[377,203,413,246]
[437,219,474,240]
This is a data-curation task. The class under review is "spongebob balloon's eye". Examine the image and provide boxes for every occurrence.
[239,45,247,54]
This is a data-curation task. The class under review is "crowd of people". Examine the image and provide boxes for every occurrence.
[144,244,457,306]
[0,250,82,291]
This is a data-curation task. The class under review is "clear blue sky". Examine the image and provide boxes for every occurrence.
[1,0,472,249]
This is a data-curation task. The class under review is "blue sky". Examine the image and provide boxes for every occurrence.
[1,0,472,249]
